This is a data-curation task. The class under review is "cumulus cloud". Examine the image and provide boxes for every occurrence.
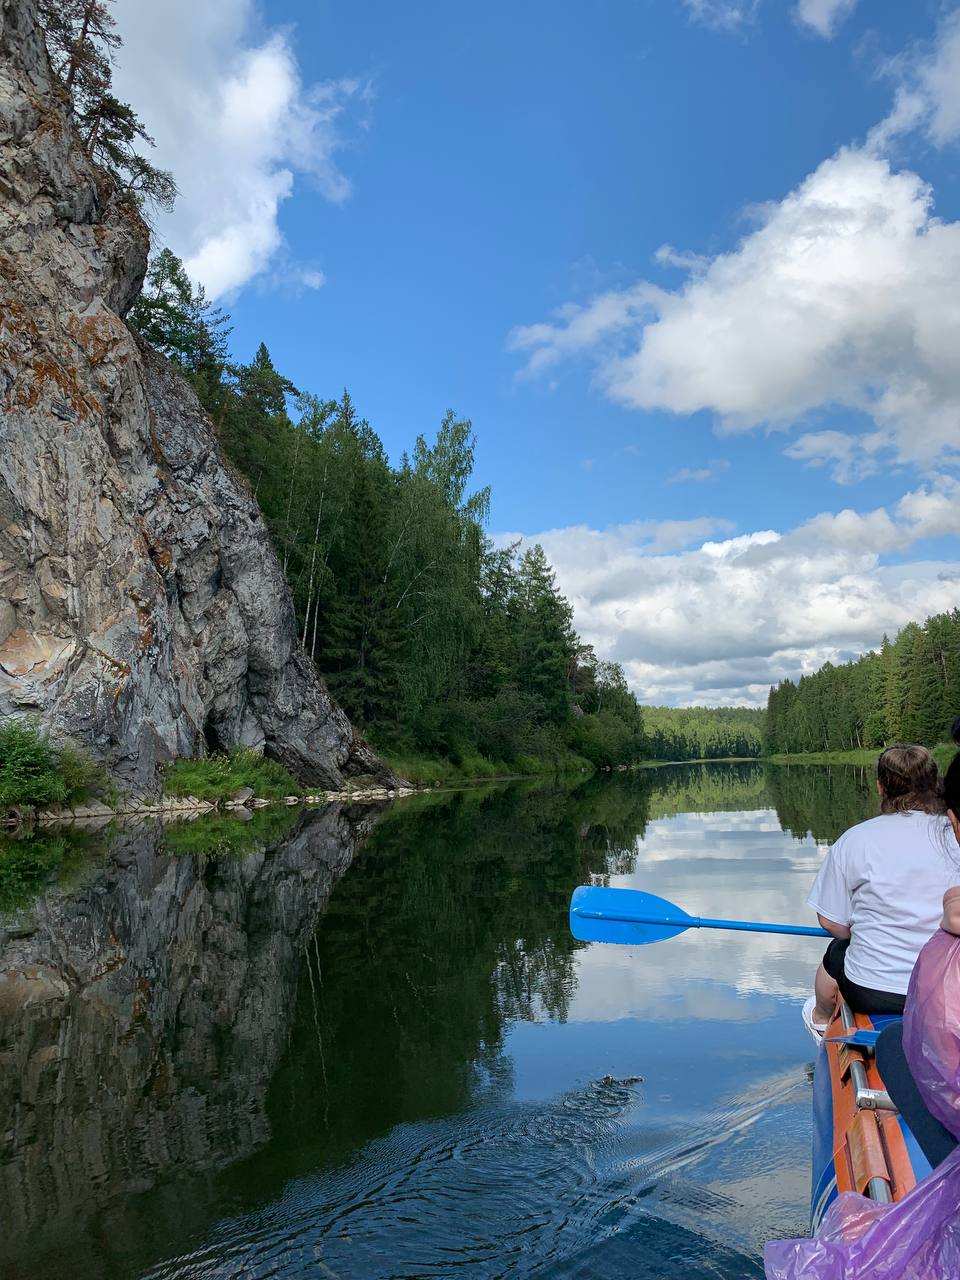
[510,148,960,480]
[510,13,960,482]
[111,0,365,298]
[877,10,960,149]
[794,0,858,39]
[506,478,960,706]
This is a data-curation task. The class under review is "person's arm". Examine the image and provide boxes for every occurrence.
[941,886,960,936]
[817,913,852,940]
[807,834,854,938]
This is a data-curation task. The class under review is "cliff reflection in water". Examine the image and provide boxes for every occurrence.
[0,763,877,1279]
[0,804,381,1276]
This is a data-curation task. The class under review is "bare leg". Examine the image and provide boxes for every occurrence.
[814,964,838,1024]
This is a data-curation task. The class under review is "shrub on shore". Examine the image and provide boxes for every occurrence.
[0,719,110,809]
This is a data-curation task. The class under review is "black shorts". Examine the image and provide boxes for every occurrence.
[822,937,906,1015]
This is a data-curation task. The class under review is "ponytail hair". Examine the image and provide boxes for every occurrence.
[877,744,944,815]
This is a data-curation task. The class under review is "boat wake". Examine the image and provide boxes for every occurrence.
[144,1066,810,1280]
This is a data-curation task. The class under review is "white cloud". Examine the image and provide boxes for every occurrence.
[499,515,735,562]
[686,0,858,39]
[510,13,960,483]
[683,0,761,31]
[877,11,960,149]
[505,479,960,706]
[510,147,960,480]
[667,460,730,484]
[111,1,365,298]
[568,811,829,1021]
[794,0,857,39]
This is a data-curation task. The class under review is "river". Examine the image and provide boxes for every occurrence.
[0,762,880,1279]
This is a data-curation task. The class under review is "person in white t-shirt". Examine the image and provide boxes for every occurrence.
[803,743,953,1037]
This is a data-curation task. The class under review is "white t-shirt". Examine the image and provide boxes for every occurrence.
[807,810,957,995]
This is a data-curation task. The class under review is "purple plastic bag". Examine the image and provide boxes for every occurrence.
[764,928,960,1280]
[903,928,960,1141]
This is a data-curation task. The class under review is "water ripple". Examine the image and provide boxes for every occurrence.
[143,1068,803,1280]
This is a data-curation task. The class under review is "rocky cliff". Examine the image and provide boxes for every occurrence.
[0,0,385,791]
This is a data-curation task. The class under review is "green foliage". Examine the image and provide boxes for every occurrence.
[641,705,764,761]
[0,720,67,807]
[37,1,175,210]
[377,747,592,786]
[0,719,109,808]
[163,749,301,802]
[765,748,882,765]
[128,249,230,372]
[132,250,651,774]
[765,609,960,754]
[58,742,113,804]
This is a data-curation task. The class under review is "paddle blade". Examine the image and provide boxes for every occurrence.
[826,1031,882,1049]
[569,885,694,946]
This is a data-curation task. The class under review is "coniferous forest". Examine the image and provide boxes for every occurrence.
[130,253,960,774]
[642,706,764,760]
[20,0,770,783]
[131,252,653,772]
[764,610,960,755]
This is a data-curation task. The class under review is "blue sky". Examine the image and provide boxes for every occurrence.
[113,0,960,704]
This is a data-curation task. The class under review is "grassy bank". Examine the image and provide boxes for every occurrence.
[764,748,881,766]
[765,743,957,770]
[377,748,594,787]
[162,749,303,802]
[636,756,760,768]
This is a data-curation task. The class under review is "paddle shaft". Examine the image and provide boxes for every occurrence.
[571,907,828,938]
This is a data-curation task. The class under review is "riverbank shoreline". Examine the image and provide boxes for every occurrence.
[2,783,420,832]
[8,742,956,833]
[766,743,956,768]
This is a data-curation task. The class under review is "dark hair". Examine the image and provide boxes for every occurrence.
[944,719,960,819]
[877,744,944,815]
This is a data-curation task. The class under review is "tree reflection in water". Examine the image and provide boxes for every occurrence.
[0,764,878,1279]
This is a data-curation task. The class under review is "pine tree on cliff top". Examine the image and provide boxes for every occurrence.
[37,0,175,211]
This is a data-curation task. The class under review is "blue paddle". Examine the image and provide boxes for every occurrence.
[569,885,830,946]
[826,1031,882,1048]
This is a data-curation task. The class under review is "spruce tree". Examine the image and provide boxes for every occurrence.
[37,0,176,210]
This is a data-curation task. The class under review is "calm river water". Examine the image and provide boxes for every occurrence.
[0,763,880,1280]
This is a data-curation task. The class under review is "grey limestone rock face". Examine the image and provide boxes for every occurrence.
[0,0,386,791]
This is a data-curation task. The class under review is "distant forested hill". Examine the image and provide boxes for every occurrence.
[764,610,960,754]
[642,706,765,760]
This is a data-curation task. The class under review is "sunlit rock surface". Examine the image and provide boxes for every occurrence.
[0,0,382,790]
